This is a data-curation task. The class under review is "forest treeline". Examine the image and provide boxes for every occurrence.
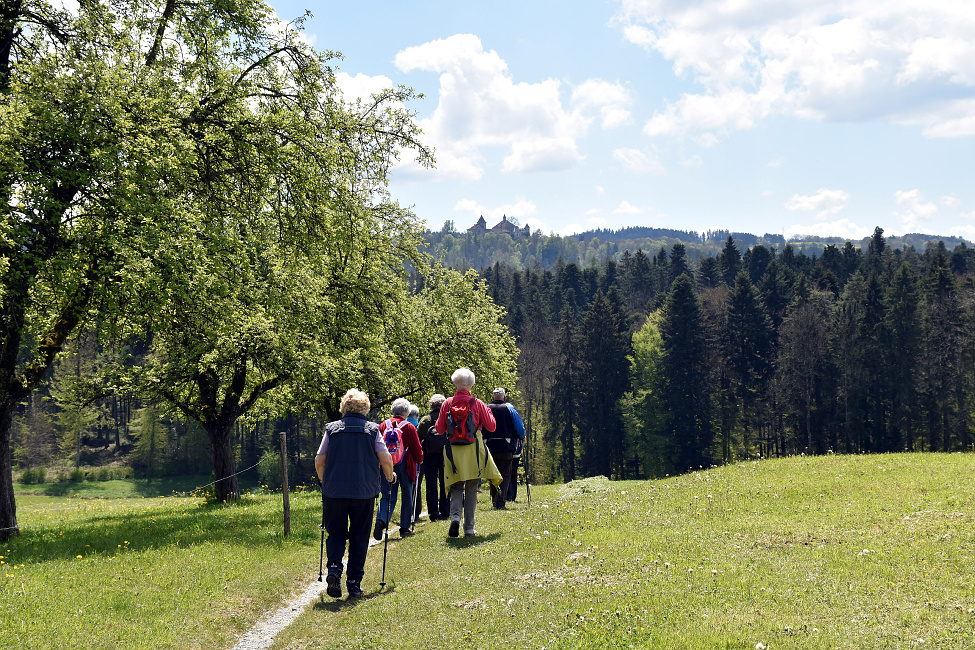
[423,222,970,273]
[476,227,975,482]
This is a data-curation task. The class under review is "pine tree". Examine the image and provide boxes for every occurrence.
[577,291,630,478]
[722,270,774,457]
[659,274,713,472]
[719,236,742,287]
[884,263,921,451]
[548,307,578,480]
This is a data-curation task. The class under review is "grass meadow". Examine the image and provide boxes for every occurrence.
[3,453,974,649]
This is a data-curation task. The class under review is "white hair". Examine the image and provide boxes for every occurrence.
[390,398,411,417]
[408,404,420,418]
[428,393,446,411]
[451,367,475,390]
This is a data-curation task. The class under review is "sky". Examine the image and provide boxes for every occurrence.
[269,0,975,241]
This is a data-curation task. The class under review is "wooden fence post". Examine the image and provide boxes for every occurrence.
[280,432,291,538]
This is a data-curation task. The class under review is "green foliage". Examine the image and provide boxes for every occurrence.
[256,450,295,492]
[130,405,167,477]
[18,467,45,484]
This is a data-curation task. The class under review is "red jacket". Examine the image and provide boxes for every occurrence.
[379,416,423,480]
[435,390,497,437]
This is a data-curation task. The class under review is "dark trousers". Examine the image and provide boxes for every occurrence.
[324,496,375,582]
[424,454,449,519]
[507,455,520,501]
[490,452,514,508]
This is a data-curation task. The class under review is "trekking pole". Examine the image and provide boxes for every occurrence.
[379,479,393,591]
[318,485,326,582]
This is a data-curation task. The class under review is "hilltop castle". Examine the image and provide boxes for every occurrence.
[468,215,530,238]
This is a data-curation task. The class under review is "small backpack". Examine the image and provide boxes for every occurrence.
[446,396,478,445]
[383,419,407,465]
[444,396,483,474]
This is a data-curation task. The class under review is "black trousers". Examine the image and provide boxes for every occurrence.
[324,496,374,582]
[423,454,449,519]
[490,452,514,508]
[507,454,520,501]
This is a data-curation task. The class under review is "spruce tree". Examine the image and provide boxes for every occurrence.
[660,274,713,472]
[577,292,630,478]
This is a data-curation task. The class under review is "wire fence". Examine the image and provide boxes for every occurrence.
[0,454,276,534]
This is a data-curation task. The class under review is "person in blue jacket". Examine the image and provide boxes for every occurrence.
[483,388,526,510]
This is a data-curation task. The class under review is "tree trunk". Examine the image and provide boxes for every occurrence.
[0,401,19,540]
[206,420,240,501]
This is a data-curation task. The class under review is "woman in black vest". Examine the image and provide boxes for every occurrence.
[315,389,396,599]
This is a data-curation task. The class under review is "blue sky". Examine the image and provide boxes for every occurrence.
[270,0,975,241]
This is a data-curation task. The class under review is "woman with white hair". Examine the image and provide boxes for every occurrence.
[435,368,503,537]
[374,397,423,540]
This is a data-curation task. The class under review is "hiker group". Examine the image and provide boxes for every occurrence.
[314,367,526,599]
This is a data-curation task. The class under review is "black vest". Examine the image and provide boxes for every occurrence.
[322,414,381,500]
[484,401,517,454]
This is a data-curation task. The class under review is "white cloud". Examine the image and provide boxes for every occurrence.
[560,223,584,236]
[585,208,602,216]
[614,200,645,215]
[594,185,605,194]
[680,154,704,168]
[335,72,394,103]
[767,157,786,168]
[394,34,619,179]
[588,217,608,229]
[613,147,665,174]
[783,219,873,241]
[942,195,960,208]
[571,80,634,129]
[453,197,537,222]
[785,188,850,219]
[950,224,975,241]
[616,1,975,141]
[895,189,939,231]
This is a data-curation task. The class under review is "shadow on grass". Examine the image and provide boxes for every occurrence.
[18,475,260,499]
[312,587,388,612]
[14,492,320,562]
[446,532,502,547]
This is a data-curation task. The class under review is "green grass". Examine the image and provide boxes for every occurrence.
[273,453,975,649]
[13,474,259,499]
[2,487,321,649]
[3,454,974,649]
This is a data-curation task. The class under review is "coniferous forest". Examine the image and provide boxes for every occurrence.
[443,226,975,483]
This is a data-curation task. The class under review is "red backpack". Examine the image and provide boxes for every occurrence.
[382,419,407,465]
[444,396,483,473]
[446,396,478,445]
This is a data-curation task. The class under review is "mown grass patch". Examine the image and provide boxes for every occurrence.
[1,488,323,649]
[273,453,975,649]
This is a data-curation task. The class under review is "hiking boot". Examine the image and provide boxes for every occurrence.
[346,580,364,598]
[448,519,460,537]
[373,520,385,541]
[464,530,477,537]
[400,528,414,538]
[325,573,342,599]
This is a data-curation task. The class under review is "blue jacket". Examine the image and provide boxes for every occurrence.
[322,413,382,500]
[484,401,526,454]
